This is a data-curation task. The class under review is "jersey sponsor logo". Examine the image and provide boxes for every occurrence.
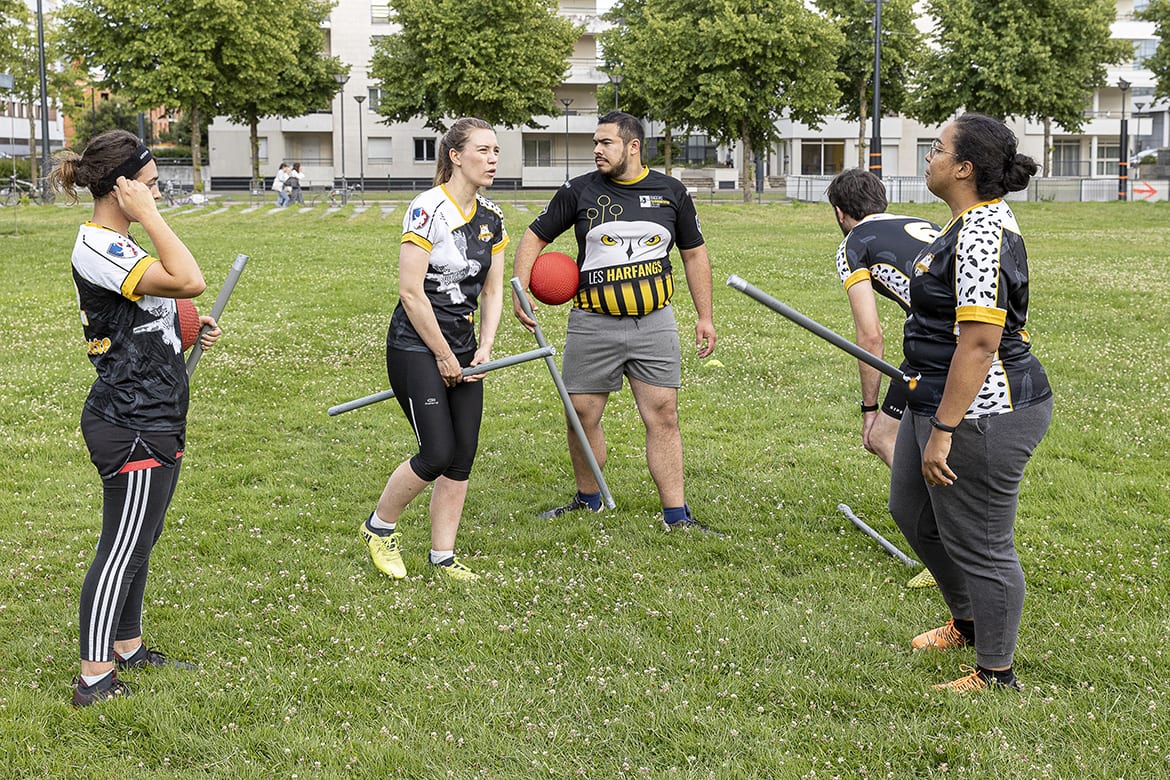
[107,238,140,259]
[904,221,940,244]
[477,224,493,242]
[86,337,112,355]
[638,195,670,208]
[409,207,430,231]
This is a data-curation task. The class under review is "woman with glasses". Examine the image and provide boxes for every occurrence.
[890,113,1053,693]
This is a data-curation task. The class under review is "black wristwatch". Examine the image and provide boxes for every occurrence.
[860,402,879,413]
[929,415,958,433]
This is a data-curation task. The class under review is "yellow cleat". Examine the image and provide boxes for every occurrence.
[432,556,480,582]
[360,523,407,579]
[911,619,972,651]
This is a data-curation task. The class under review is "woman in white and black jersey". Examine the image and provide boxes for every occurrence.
[890,113,1053,693]
[358,118,508,583]
[49,129,221,707]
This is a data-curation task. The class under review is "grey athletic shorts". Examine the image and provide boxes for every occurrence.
[562,306,681,392]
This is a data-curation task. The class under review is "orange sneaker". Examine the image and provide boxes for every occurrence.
[911,619,972,651]
[933,665,1023,693]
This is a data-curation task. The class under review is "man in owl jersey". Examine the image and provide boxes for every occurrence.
[513,112,718,533]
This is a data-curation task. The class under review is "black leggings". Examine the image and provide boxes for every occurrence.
[386,347,483,482]
[78,411,183,663]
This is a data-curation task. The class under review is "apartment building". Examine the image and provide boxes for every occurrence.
[206,0,1165,188]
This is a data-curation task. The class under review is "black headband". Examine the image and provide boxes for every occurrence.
[91,143,153,197]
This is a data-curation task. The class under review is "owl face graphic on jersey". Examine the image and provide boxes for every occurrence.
[582,220,669,275]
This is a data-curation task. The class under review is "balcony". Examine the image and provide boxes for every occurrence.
[281,113,334,133]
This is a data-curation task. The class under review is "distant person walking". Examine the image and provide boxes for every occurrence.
[48,129,221,707]
[288,163,305,206]
[272,162,291,207]
[359,118,508,583]
[890,113,1053,693]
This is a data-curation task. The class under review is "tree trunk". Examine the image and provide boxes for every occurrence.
[190,103,203,192]
[857,80,868,169]
[1043,117,1052,177]
[740,122,752,203]
[250,115,260,184]
[664,125,672,176]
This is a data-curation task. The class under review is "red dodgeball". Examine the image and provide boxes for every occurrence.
[177,298,201,351]
[529,251,579,305]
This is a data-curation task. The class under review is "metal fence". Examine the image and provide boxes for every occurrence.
[784,175,1148,204]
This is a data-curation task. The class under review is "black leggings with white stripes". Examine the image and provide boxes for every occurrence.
[78,410,183,663]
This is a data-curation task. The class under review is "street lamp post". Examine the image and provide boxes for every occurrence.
[35,0,52,198]
[560,98,573,182]
[354,94,366,197]
[867,0,883,178]
[1118,78,1130,202]
[334,73,349,204]
[1133,100,1146,166]
[608,72,624,112]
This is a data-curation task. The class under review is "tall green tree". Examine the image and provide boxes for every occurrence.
[215,0,345,183]
[816,0,924,168]
[621,0,843,201]
[599,0,690,175]
[0,4,83,180]
[370,0,578,132]
[915,0,1130,175]
[59,0,340,191]
[1138,0,1170,102]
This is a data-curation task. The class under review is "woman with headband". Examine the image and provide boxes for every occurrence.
[49,130,222,707]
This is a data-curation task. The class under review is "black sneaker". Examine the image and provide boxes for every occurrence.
[72,672,131,708]
[663,507,725,537]
[115,645,198,671]
[538,494,602,519]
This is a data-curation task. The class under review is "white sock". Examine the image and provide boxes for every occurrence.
[80,670,113,687]
[367,511,395,532]
[429,549,454,565]
[115,643,143,661]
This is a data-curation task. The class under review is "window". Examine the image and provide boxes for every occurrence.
[1135,39,1158,67]
[414,137,436,162]
[915,139,933,177]
[1096,143,1121,176]
[1051,141,1083,177]
[368,137,393,164]
[367,87,382,112]
[523,138,552,167]
[371,2,389,23]
[800,140,845,175]
[257,137,268,164]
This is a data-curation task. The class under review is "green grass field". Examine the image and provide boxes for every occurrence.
[1,196,1167,778]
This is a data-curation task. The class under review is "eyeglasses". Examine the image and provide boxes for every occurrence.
[926,141,960,162]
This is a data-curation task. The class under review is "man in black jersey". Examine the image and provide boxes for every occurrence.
[513,112,718,533]
[827,168,939,467]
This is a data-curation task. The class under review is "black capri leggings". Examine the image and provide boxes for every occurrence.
[78,410,183,663]
[386,347,483,482]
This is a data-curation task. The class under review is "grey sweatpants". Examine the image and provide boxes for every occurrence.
[889,397,1053,669]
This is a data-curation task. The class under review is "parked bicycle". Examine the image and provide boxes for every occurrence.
[0,176,47,207]
[162,180,198,207]
[327,182,365,207]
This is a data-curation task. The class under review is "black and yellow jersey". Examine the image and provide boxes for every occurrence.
[836,213,940,313]
[529,167,704,316]
[389,185,508,353]
[71,222,188,432]
[904,199,1051,418]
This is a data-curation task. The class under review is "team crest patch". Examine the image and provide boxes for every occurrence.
[107,239,140,259]
[478,224,493,242]
[409,207,430,231]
